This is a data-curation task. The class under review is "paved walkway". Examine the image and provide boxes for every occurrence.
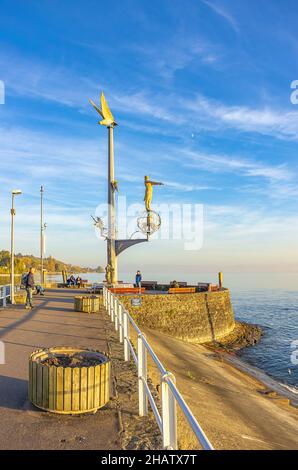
[0,288,120,450]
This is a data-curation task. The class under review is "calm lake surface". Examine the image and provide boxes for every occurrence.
[3,271,298,392]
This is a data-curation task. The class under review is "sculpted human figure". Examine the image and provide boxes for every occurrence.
[105,264,112,284]
[144,175,164,212]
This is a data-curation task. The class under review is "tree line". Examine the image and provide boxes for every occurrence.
[0,250,104,274]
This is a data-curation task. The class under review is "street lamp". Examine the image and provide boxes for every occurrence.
[40,186,46,284]
[11,189,22,304]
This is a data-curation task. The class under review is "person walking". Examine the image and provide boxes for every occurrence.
[135,270,142,289]
[25,267,35,309]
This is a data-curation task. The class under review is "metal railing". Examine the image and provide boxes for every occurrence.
[102,285,213,450]
[0,284,11,307]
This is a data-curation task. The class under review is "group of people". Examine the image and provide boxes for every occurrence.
[66,275,82,288]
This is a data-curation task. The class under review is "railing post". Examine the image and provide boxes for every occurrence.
[103,287,106,308]
[161,373,177,450]
[3,287,6,308]
[138,334,148,416]
[107,290,111,316]
[119,303,123,343]
[111,293,114,322]
[123,310,130,362]
[114,297,119,331]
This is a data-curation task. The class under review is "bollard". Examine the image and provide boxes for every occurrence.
[218,271,223,288]
[161,373,177,450]
[138,334,148,416]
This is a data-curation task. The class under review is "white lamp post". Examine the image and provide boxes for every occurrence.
[10,189,22,304]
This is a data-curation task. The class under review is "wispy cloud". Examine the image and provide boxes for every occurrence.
[172,149,292,182]
[202,0,239,32]
[3,50,298,143]
[165,180,218,192]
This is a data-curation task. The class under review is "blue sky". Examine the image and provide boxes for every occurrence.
[0,0,298,275]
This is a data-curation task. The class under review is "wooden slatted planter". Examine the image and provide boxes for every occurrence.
[74,295,101,313]
[29,347,110,414]
[14,292,27,304]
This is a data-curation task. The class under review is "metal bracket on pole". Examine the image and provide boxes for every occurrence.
[115,238,148,257]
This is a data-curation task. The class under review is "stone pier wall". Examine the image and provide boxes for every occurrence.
[119,289,235,344]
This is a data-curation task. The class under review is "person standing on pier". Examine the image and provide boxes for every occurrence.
[25,267,35,309]
[135,270,142,289]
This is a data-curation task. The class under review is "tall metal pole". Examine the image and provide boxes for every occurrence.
[10,194,15,304]
[108,125,118,284]
[40,185,44,284]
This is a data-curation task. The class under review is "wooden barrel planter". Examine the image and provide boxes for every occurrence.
[74,295,101,313]
[29,347,110,414]
[14,292,27,304]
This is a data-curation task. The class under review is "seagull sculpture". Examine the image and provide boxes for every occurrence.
[89,91,117,127]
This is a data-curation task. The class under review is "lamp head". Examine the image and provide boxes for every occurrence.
[12,189,22,195]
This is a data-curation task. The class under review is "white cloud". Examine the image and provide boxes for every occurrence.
[176,149,292,182]
[202,0,239,32]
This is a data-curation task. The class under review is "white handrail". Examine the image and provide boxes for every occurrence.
[102,285,214,451]
[0,284,11,307]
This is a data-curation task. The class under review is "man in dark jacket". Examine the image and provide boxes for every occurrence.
[135,270,142,288]
[25,267,35,309]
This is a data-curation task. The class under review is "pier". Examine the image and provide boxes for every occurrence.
[0,286,297,450]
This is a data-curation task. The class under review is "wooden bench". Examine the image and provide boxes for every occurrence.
[141,281,158,290]
[170,281,188,287]
[168,287,196,294]
[109,287,146,294]
[197,283,210,292]
[197,283,219,292]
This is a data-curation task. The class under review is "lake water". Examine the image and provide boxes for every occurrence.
[2,271,298,392]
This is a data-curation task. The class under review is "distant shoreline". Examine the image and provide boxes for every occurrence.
[0,271,103,276]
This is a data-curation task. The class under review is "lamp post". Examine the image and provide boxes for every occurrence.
[40,186,46,284]
[10,189,22,304]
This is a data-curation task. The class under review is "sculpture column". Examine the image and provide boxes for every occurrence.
[108,125,118,284]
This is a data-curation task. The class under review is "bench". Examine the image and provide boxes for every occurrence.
[170,281,188,287]
[109,287,146,294]
[168,287,196,294]
[197,283,219,292]
[197,283,210,292]
[141,281,158,290]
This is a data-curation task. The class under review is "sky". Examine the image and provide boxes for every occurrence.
[0,0,298,276]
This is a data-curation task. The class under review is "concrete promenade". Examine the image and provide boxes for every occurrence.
[1,287,297,450]
[0,288,160,450]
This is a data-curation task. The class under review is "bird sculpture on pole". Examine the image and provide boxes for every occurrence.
[89,91,118,283]
[89,92,117,127]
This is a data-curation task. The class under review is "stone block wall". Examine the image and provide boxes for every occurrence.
[119,289,235,343]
